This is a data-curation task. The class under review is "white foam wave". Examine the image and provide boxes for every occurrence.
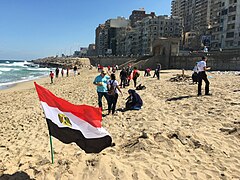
[1,61,30,67]
[0,67,14,72]
[27,67,50,71]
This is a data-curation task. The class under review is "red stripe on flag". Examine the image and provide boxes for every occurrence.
[34,82,102,128]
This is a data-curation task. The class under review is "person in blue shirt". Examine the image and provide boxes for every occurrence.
[93,70,110,110]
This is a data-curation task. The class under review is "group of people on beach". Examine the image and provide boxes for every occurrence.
[93,65,143,115]
[49,65,79,84]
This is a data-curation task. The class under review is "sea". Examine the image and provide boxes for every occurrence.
[0,60,51,90]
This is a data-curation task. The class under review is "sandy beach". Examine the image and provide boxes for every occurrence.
[0,68,239,180]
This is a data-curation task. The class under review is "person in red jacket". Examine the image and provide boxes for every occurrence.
[50,71,54,84]
[132,67,140,87]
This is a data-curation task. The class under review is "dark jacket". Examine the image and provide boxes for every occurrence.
[127,89,143,107]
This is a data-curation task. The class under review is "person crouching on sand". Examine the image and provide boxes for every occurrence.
[125,89,143,110]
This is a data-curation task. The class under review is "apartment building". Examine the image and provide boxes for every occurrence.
[171,0,211,50]
[126,15,182,56]
[129,8,156,27]
[95,17,130,56]
[172,0,240,50]
[208,0,240,50]
[95,10,181,56]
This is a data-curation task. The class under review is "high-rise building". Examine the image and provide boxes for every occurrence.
[208,0,240,50]
[95,17,130,56]
[129,8,156,27]
[171,0,240,50]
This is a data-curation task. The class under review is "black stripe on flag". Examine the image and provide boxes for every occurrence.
[46,118,112,153]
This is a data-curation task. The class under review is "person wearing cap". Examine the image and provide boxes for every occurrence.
[197,56,211,96]
[93,69,110,110]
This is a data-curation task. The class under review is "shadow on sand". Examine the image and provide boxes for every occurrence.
[0,171,32,180]
[166,95,194,101]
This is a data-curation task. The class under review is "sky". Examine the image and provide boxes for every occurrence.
[0,0,172,60]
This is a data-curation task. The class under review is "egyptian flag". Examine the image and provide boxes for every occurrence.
[34,82,112,153]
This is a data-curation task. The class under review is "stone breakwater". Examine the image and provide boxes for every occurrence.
[32,57,91,68]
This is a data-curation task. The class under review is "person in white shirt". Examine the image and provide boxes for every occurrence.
[192,62,198,84]
[197,56,211,96]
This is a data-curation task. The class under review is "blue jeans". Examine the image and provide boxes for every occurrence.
[97,92,109,109]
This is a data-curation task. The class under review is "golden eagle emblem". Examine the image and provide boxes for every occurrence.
[58,114,72,127]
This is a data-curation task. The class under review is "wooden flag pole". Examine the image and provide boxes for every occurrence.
[49,135,54,164]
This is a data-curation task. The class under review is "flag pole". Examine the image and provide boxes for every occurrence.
[49,135,54,164]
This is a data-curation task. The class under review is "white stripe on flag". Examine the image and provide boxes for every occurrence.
[41,102,110,139]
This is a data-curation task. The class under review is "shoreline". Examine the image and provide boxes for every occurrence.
[0,75,49,92]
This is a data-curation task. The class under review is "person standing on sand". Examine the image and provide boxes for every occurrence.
[50,71,54,84]
[55,67,59,78]
[61,68,64,77]
[153,64,161,80]
[107,73,123,115]
[93,70,110,110]
[66,67,69,77]
[132,67,140,88]
[120,67,127,88]
[73,65,77,76]
[197,56,211,96]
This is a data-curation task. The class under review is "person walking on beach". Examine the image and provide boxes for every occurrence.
[50,71,54,84]
[153,64,161,80]
[73,65,77,76]
[66,67,69,77]
[197,56,211,96]
[126,64,133,86]
[61,68,64,77]
[107,73,123,115]
[132,67,140,88]
[55,67,59,78]
[93,70,110,110]
[120,67,127,88]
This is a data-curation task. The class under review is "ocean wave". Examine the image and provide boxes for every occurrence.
[1,61,30,67]
[0,67,14,72]
[27,67,50,71]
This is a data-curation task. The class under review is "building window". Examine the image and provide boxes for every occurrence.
[226,32,234,38]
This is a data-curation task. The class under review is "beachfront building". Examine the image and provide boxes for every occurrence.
[129,8,156,27]
[208,0,240,50]
[95,24,107,56]
[125,15,182,56]
[171,0,240,51]
[95,10,182,57]
[171,0,211,50]
[95,17,130,56]
[87,44,96,56]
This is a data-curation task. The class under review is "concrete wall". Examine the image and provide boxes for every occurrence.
[89,57,135,66]
[88,53,240,71]
[170,54,240,71]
